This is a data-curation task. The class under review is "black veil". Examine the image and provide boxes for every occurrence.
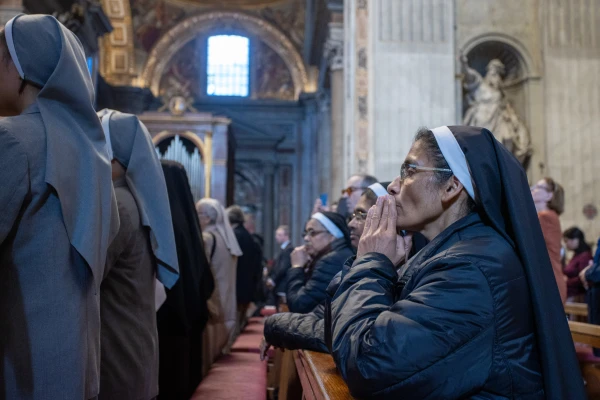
[450,126,585,399]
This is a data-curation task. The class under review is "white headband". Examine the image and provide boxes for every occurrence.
[100,111,115,160]
[311,212,344,239]
[5,16,24,79]
[431,126,475,199]
[368,183,388,197]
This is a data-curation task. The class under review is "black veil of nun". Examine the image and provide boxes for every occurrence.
[158,160,215,399]
[449,125,585,399]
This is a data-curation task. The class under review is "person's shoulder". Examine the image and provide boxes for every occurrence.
[0,123,28,166]
[0,114,45,156]
[426,232,523,282]
[538,209,559,224]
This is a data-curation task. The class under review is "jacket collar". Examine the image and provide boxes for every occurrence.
[397,212,482,284]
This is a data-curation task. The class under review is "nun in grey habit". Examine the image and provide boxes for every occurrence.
[0,15,119,400]
[97,109,179,400]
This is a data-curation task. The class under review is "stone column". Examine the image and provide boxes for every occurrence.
[324,21,345,201]
[262,162,275,259]
[0,0,22,25]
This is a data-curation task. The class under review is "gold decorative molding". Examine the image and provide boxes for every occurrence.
[99,0,136,85]
[141,10,308,100]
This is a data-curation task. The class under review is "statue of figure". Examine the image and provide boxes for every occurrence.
[460,53,532,166]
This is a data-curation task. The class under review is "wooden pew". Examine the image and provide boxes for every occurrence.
[293,350,354,400]
[569,321,600,399]
[566,302,589,318]
[570,321,600,348]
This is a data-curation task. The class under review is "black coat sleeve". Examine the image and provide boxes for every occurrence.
[263,304,327,353]
[286,255,342,313]
[329,252,495,399]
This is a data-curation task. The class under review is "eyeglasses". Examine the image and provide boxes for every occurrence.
[302,230,328,238]
[351,211,368,221]
[341,186,367,196]
[400,163,452,181]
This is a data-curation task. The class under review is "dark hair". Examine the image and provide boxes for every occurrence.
[543,177,565,215]
[226,205,245,225]
[0,29,9,66]
[414,127,477,215]
[563,227,591,255]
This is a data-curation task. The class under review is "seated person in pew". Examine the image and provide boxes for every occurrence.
[97,110,179,400]
[284,212,355,313]
[328,126,585,399]
[260,184,428,357]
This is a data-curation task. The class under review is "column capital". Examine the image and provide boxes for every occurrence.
[324,22,344,71]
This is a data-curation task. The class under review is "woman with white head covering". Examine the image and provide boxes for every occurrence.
[0,15,118,399]
[97,109,179,399]
[196,198,242,374]
[328,126,585,399]
[286,211,355,314]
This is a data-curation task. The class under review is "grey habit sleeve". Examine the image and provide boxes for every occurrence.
[0,129,29,245]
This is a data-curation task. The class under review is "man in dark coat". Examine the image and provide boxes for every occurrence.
[266,225,293,302]
[227,205,263,328]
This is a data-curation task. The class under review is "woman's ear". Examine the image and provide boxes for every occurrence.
[441,176,465,204]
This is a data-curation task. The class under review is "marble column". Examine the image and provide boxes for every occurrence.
[262,162,275,259]
[316,91,332,196]
[324,21,345,201]
[0,0,21,25]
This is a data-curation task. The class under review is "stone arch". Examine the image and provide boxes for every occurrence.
[460,33,538,80]
[141,11,308,100]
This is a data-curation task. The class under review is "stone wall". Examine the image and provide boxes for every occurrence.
[542,0,600,238]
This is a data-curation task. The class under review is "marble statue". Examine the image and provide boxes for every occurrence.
[460,53,532,165]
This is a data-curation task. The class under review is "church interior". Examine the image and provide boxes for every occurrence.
[3,0,600,399]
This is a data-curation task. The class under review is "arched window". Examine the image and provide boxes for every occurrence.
[206,35,250,97]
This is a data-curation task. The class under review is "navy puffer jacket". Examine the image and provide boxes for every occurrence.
[286,238,354,313]
[329,213,544,399]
